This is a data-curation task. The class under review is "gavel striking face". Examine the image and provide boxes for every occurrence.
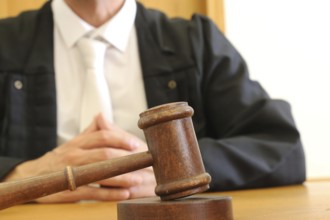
[0,102,211,210]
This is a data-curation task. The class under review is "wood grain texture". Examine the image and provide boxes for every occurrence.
[117,195,233,220]
[138,102,211,200]
[1,180,329,220]
[0,152,153,210]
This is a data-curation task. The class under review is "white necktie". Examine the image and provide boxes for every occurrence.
[77,38,113,132]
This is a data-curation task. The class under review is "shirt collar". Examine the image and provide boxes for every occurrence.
[52,0,136,52]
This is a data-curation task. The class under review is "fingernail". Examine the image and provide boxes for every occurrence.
[129,140,140,150]
[118,190,130,200]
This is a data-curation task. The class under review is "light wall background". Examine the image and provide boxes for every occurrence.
[0,0,225,32]
[225,0,330,179]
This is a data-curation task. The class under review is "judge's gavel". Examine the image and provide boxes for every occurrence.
[0,102,211,210]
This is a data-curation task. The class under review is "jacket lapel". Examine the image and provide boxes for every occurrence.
[135,3,174,78]
[134,3,195,108]
[23,1,54,75]
[21,1,57,154]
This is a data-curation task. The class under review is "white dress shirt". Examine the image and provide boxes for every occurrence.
[52,0,147,145]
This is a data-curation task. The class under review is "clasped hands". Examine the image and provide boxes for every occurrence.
[4,114,156,203]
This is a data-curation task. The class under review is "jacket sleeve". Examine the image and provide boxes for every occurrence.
[0,157,25,180]
[0,66,25,180]
[189,15,306,191]
[0,3,55,181]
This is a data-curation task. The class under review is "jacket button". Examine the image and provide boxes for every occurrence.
[14,80,23,90]
[168,80,177,89]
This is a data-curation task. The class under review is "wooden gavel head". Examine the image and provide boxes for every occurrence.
[138,102,211,200]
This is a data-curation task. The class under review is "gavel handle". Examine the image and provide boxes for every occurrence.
[0,151,153,210]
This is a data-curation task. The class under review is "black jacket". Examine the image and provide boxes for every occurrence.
[0,2,306,191]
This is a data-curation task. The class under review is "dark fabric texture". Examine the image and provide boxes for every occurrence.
[0,2,305,190]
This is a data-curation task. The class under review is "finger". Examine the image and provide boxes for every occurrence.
[50,142,139,170]
[79,130,142,151]
[129,184,156,199]
[95,113,129,133]
[95,116,146,151]
[36,185,130,203]
[128,169,157,199]
[97,173,143,188]
[71,147,133,166]
[80,186,130,201]
[95,113,112,130]
[80,112,117,134]
[81,115,99,134]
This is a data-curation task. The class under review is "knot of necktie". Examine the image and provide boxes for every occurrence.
[77,38,108,71]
